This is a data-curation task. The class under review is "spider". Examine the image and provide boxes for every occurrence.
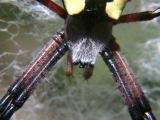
[0,0,160,120]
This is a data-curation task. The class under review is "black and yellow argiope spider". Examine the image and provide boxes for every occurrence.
[0,0,160,120]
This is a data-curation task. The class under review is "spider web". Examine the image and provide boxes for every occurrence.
[0,0,160,120]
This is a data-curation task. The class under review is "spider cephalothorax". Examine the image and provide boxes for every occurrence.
[63,0,128,67]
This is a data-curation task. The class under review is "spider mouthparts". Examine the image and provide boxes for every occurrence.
[73,61,79,65]
[73,61,93,68]
[79,63,89,68]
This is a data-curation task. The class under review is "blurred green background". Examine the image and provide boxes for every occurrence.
[0,0,160,120]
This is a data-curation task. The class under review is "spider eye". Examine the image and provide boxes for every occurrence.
[105,0,127,20]
[63,0,85,15]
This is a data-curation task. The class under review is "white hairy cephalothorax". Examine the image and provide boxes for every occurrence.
[67,38,105,65]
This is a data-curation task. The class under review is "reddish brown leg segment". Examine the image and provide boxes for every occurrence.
[37,0,67,19]
[109,40,144,100]
[65,51,73,77]
[84,66,94,80]
[0,30,68,120]
[0,0,67,119]
[101,38,156,120]
[116,8,160,24]
[111,39,156,120]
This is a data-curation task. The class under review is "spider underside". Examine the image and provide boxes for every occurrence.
[0,0,159,120]
[65,12,113,66]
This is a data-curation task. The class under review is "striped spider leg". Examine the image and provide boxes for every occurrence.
[101,39,156,120]
[0,29,68,120]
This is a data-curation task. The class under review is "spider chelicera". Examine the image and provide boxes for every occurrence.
[0,0,160,120]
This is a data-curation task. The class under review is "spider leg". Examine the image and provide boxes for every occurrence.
[65,51,73,78]
[84,66,94,80]
[101,38,156,120]
[0,29,68,120]
[116,8,160,24]
[36,0,67,19]
[37,0,160,25]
